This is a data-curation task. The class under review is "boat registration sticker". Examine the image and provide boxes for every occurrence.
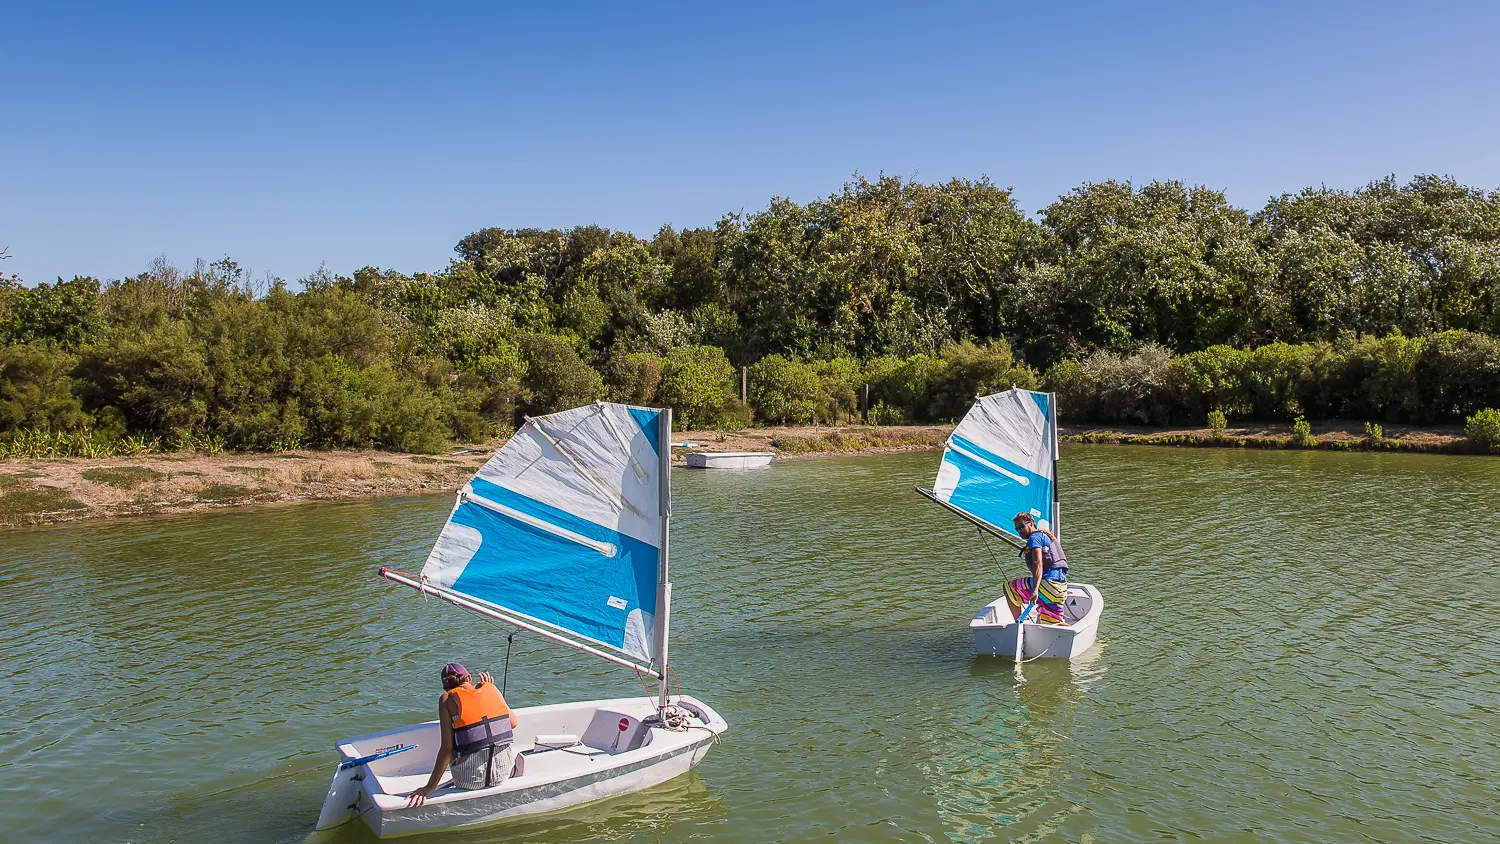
[606,596,628,609]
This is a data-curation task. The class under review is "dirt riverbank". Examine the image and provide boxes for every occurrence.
[0,425,952,529]
[0,421,1481,529]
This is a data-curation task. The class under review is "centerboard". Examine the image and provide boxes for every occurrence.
[916,388,1059,545]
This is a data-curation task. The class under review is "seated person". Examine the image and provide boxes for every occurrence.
[1004,513,1069,625]
[407,662,518,806]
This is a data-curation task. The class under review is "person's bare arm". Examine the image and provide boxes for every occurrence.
[474,670,519,728]
[1028,547,1044,596]
[407,696,455,806]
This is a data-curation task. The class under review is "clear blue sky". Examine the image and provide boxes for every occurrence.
[4,1,1498,286]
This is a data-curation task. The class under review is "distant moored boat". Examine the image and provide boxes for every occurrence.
[684,451,774,469]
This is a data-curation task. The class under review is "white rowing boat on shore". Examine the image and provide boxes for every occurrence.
[684,451,774,469]
[916,388,1105,660]
[315,402,728,837]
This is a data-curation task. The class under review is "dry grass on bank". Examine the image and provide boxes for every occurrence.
[0,421,1484,529]
[0,449,489,529]
[1060,421,1470,452]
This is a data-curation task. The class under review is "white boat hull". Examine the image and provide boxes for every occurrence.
[685,451,774,469]
[970,583,1103,660]
[316,695,727,838]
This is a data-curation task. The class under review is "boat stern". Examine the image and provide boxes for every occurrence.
[970,598,1021,656]
[314,764,363,831]
[970,584,1105,660]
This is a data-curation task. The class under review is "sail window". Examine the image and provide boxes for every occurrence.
[464,490,618,557]
[946,441,1029,485]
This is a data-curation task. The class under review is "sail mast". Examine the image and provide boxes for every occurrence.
[1050,390,1060,538]
[653,409,673,709]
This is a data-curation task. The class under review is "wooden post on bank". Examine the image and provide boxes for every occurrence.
[741,366,748,405]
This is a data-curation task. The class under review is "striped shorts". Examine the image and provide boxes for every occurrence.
[1004,570,1068,624]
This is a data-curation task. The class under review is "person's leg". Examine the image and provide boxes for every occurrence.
[1003,576,1034,621]
[449,750,485,789]
[487,746,515,787]
[1035,571,1067,623]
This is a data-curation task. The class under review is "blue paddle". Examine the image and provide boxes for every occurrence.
[338,744,417,771]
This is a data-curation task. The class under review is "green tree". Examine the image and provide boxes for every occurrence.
[1037,180,1261,357]
[516,334,605,415]
[1,276,102,347]
[0,343,90,432]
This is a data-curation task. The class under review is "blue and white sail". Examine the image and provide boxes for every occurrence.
[925,388,1059,541]
[417,402,668,665]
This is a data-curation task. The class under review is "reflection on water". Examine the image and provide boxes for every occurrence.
[1,447,1498,842]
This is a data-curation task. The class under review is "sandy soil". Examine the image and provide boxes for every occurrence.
[0,426,950,529]
[0,449,492,529]
[0,421,1479,529]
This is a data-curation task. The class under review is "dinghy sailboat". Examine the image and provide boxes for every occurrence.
[916,388,1104,660]
[315,402,728,838]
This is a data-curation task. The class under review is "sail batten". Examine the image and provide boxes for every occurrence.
[925,388,1059,541]
[416,402,667,664]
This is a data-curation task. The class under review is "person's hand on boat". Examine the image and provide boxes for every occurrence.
[406,783,437,807]
[475,671,494,687]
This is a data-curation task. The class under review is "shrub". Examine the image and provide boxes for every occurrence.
[866,354,946,422]
[1364,421,1384,446]
[1207,409,1228,435]
[712,399,752,431]
[1172,345,1251,420]
[747,355,821,424]
[1342,332,1422,422]
[1413,330,1500,421]
[928,340,1037,421]
[814,357,861,424]
[1056,344,1176,426]
[868,400,906,426]
[1244,343,1307,418]
[516,334,606,415]
[602,351,664,406]
[0,275,101,347]
[1046,359,1096,423]
[1290,415,1313,447]
[1466,408,1500,453]
[657,345,739,428]
[1297,342,1348,419]
[454,346,528,435]
[74,321,211,437]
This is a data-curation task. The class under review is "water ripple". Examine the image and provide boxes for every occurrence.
[0,449,1497,842]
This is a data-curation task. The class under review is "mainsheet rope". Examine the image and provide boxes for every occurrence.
[502,629,517,696]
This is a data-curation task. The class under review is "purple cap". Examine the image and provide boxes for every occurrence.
[440,662,468,681]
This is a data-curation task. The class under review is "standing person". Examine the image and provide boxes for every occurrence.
[1004,513,1069,625]
[406,662,519,806]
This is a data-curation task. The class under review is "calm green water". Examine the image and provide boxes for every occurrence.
[2,447,1498,843]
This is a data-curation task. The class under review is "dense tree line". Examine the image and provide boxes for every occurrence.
[1,173,1498,452]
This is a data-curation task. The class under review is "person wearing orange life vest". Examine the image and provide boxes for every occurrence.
[406,662,519,806]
